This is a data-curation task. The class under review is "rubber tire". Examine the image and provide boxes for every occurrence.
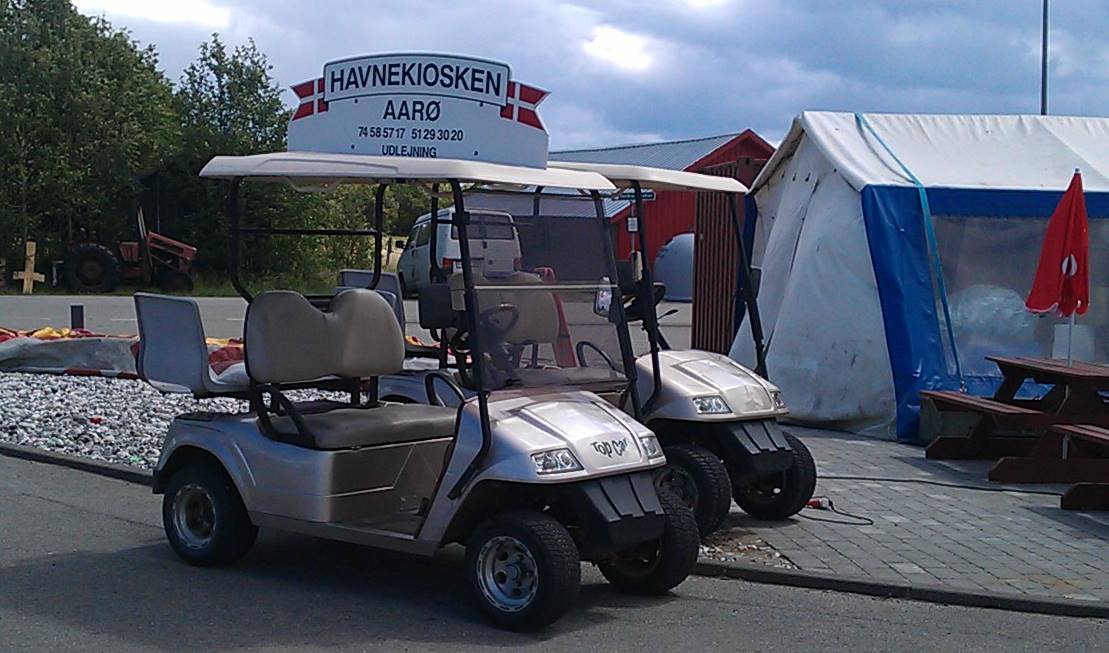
[162,462,258,567]
[658,443,732,537]
[597,489,700,595]
[64,243,121,293]
[466,510,580,631]
[160,270,194,293]
[731,432,817,521]
[398,273,415,299]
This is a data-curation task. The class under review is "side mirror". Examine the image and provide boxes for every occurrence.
[394,239,407,251]
[593,277,613,318]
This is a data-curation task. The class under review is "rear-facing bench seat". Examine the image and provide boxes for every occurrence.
[268,403,457,450]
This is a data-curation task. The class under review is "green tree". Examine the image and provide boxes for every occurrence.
[0,0,178,268]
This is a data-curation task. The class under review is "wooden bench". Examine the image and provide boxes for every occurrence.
[923,390,1052,460]
[989,424,1109,484]
[1062,483,1109,511]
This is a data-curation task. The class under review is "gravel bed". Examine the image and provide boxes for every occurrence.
[699,528,797,569]
[0,372,343,470]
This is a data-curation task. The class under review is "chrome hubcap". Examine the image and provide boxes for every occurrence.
[476,536,539,612]
[173,484,215,549]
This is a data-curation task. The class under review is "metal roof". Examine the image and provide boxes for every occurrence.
[549,161,748,193]
[551,133,740,171]
[199,151,615,191]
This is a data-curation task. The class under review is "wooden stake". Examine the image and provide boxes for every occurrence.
[12,240,45,295]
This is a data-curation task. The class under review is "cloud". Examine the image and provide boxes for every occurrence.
[73,0,1109,148]
[74,0,231,29]
[582,26,653,72]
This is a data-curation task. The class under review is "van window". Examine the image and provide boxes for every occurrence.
[415,224,431,246]
[450,214,516,240]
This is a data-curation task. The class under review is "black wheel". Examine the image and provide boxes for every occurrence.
[656,443,732,536]
[466,510,580,631]
[162,462,258,566]
[598,489,699,595]
[160,270,193,293]
[732,433,817,521]
[64,242,121,293]
[398,273,415,299]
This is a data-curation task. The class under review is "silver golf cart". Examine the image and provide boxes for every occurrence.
[135,153,699,631]
[549,162,817,531]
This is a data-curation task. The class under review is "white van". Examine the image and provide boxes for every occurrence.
[396,208,522,296]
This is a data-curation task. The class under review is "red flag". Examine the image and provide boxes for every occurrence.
[1026,171,1090,317]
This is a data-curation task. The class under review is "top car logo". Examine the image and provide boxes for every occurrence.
[590,438,629,458]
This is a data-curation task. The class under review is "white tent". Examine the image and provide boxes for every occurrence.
[730,112,1109,440]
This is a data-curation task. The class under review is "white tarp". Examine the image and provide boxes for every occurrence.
[733,111,1109,439]
[755,112,1109,194]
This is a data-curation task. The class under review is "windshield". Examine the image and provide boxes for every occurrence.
[460,206,630,395]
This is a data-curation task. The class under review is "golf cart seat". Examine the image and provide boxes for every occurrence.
[511,366,625,388]
[134,292,249,397]
[267,403,456,450]
[245,289,457,449]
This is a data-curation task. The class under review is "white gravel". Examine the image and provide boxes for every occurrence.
[0,372,247,469]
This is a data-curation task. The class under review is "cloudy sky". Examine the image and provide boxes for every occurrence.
[74,0,1109,149]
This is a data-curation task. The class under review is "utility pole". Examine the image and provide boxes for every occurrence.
[1040,0,1049,115]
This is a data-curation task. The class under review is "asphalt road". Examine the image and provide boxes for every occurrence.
[0,294,693,349]
[1,455,1105,653]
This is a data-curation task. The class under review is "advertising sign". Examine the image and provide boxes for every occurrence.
[287,53,550,168]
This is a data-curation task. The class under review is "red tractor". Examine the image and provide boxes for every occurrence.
[64,209,197,293]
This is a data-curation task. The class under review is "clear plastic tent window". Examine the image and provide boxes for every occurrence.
[933,214,1108,378]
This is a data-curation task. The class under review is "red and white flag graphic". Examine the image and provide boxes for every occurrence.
[499,82,548,130]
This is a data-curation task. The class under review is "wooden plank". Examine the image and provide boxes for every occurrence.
[920,390,1045,416]
[988,355,1109,380]
[1051,423,1109,444]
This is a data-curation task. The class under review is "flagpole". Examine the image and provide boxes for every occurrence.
[1067,311,1074,366]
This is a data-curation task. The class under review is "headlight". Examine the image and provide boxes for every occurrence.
[639,435,664,459]
[692,395,731,414]
[770,390,786,409]
[531,448,583,474]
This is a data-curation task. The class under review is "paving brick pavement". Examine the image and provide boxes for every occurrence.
[723,427,1109,603]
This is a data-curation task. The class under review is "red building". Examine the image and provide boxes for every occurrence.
[552,131,775,263]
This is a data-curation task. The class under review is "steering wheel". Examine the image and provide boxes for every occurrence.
[425,370,467,407]
[478,304,520,337]
[576,341,618,370]
[453,304,521,388]
[622,283,666,322]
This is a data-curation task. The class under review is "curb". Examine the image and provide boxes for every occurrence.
[693,560,1109,619]
[0,442,152,487]
[3,443,1106,619]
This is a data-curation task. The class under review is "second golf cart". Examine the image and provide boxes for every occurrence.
[550,162,817,531]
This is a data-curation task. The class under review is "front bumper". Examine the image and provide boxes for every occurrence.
[723,419,794,477]
[566,471,665,553]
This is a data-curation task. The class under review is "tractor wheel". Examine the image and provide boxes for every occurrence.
[64,243,122,293]
[160,270,194,294]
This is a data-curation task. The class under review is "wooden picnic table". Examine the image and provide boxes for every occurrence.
[924,356,1109,463]
[988,356,1109,416]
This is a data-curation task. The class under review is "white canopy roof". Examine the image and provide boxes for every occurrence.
[199,151,616,191]
[753,111,1109,194]
[549,161,747,193]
